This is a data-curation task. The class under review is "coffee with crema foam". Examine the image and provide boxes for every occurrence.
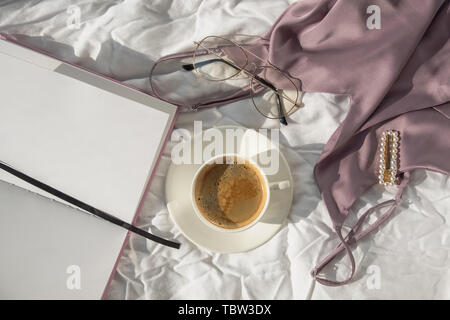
[194,157,267,229]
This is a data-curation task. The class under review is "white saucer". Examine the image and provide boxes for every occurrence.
[165,126,293,253]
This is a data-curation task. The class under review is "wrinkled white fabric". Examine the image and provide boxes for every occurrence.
[1,0,449,300]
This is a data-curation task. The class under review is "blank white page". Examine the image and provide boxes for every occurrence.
[0,180,128,299]
[0,39,176,223]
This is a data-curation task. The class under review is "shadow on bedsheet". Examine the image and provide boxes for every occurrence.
[6,33,156,83]
[282,143,324,223]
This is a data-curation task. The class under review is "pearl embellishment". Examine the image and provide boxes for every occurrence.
[378,130,399,186]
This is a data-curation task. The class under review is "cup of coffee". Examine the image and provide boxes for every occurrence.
[191,154,290,233]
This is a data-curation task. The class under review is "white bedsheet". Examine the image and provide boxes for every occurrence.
[1,0,449,300]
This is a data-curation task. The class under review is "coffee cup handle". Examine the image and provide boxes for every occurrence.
[269,180,290,191]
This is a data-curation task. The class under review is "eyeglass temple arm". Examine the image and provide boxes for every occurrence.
[275,92,288,126]
[182,59,288,125]
[182,59,235,71]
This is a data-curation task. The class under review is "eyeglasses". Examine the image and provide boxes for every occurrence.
[149,35,302,125]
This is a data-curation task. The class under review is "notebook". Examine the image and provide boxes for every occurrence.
[0,35,178,299]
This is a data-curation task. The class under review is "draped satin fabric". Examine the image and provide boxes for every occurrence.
[225,0,450,286]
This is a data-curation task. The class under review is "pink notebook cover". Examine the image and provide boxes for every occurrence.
[0,33,179,299]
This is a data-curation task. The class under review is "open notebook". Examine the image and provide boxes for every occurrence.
[0,35,178,299]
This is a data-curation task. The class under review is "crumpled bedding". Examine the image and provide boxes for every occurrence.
[1,0,449,299]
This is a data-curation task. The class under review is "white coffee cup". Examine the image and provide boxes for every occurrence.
[191,153,290,233]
